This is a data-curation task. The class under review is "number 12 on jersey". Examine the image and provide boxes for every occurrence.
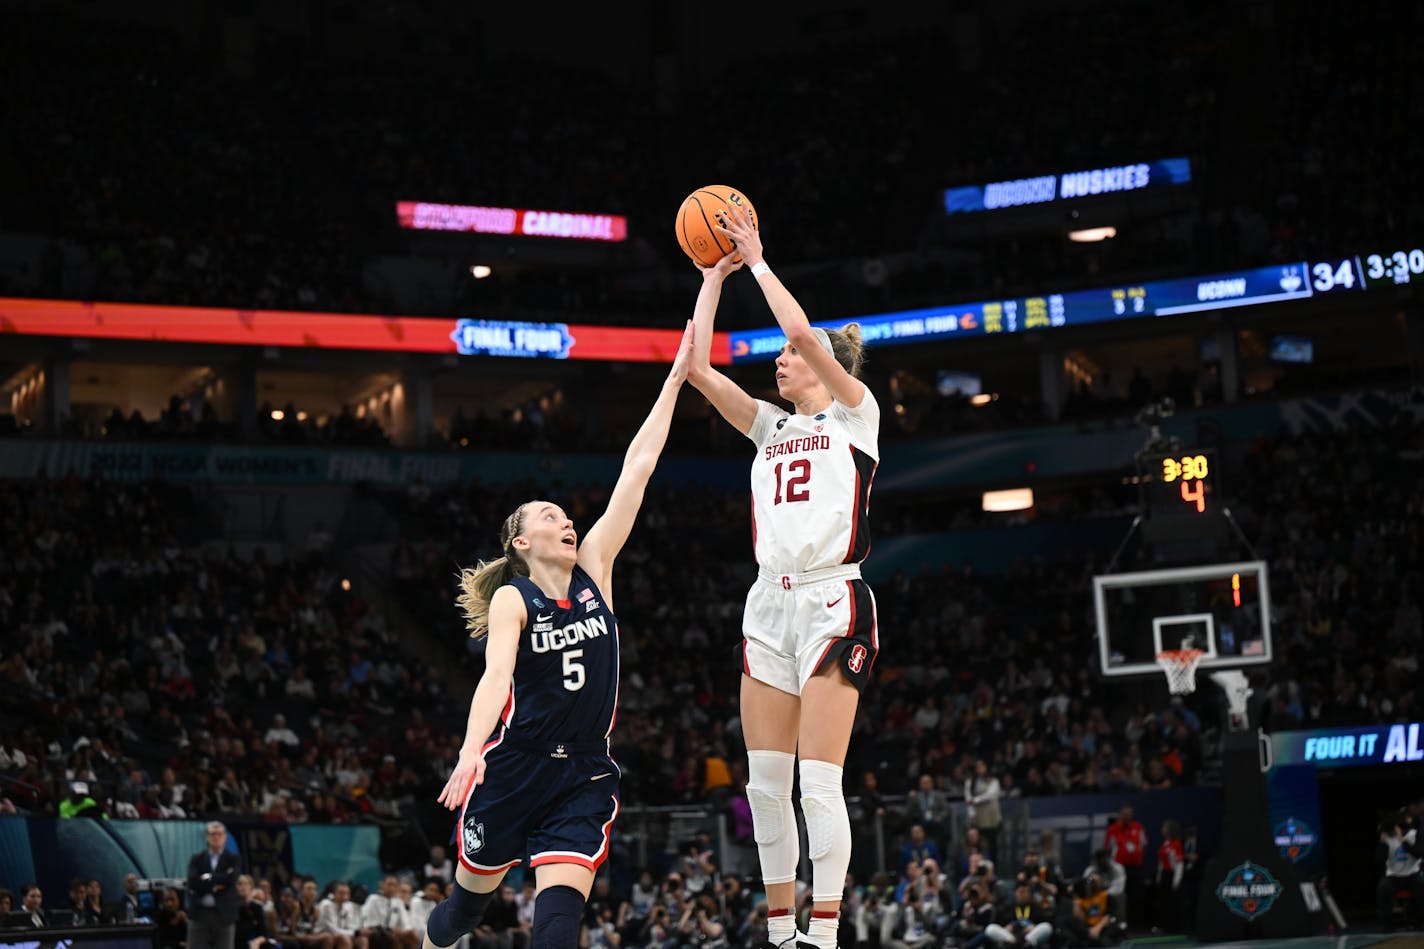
[773,460,811,504]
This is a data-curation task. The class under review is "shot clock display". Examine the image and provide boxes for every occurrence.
[1146,450,1217,517]
[1137,448,1227,553]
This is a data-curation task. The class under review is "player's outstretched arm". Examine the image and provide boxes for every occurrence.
[437,585,522,810]
[686,255,759,435]
[717,207,867,408]
[578,320,693,601]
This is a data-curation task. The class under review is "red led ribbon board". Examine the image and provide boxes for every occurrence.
[395,201,628,241]
[0,298,728,364]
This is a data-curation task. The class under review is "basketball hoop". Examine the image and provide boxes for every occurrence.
[1156,648,1205,694]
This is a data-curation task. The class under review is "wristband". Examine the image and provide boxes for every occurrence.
[750,262,772,279]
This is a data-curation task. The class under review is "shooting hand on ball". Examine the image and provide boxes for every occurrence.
[696,253,743,281]
[714,206,763,267]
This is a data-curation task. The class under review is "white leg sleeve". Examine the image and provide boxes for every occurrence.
[798,759,851,903]
[746,750,798,886]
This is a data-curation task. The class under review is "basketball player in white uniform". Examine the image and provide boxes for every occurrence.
[686,206,879,949]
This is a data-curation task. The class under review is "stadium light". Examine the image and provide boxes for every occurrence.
[982,488,1034,512]
[470,265,492,279]
[1068,226,1117,242]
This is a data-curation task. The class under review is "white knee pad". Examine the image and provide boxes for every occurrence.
[746,750,798,885]
[798,759,851,903]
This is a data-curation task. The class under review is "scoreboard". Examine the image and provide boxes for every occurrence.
[728,244,1424,361]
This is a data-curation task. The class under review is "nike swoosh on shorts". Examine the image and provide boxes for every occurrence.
[826,595,845,608]
[591,773,613,781]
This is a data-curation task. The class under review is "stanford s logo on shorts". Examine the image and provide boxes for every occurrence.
[848,644,868,674]
[462,816,485,853]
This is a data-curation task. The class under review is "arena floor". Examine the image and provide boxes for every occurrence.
[1123,934,1424,948]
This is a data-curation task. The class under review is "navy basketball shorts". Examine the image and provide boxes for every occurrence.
[457,735,620,876]
[739,564,879,695]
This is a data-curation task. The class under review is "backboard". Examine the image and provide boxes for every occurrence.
[1094,559,1272,678]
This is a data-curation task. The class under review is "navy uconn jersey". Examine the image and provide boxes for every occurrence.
[493,565,619,746]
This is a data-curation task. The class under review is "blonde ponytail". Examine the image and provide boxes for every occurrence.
[826,322,866,377]
[454,502,530,638]
[456,558,519,637]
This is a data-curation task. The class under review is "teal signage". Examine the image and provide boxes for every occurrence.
[1215,861,1282,921]
[1270,722,1424,769]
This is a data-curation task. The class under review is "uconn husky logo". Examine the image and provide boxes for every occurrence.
[848,644,868,674]
[462,815,485,853]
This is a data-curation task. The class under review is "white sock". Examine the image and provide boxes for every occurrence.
[767,907,796,946]
[805,911,839,949]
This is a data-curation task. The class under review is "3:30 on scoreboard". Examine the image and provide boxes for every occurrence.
[1145,450,1216,516]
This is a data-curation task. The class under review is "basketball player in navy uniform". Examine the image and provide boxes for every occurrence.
[421,322,696,949]
[687,207,879,949]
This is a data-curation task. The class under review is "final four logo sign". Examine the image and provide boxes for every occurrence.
[1215,861,1282,920]
[450,319,576,359]
[1274,817,1317,863]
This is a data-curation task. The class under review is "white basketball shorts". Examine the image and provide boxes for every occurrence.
[739,564,879,695]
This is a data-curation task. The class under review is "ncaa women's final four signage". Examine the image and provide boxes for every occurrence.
[449,319,576,358]
[1215,862,1284,921]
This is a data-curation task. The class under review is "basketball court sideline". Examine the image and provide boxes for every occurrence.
[1122,933,1424,948]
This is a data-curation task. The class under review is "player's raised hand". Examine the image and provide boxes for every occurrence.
[668,319,695,385]
[714,206,763,267]
[695,252,744,281]
[438,747,486,810]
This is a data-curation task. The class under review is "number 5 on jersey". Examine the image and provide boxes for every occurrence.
[563,649,585,691]
[773,459,811,504]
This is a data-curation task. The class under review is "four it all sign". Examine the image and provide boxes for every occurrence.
[1215,861,1282,921]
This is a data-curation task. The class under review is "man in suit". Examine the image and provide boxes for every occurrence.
[187,820,241,949]
[107,873,143,924]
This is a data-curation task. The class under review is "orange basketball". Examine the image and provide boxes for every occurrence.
[675,185,758,268]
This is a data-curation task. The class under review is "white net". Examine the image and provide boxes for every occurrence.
[1156,648,1205,694]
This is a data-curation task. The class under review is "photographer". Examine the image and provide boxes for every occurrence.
[585,900,623,949]
[1082,850,1124,920]
[638,901,674,948]
[1015,850,1060,914]
[735,902,769,948]
[982,881,1053,947]
[917,859,954,938]
[669,894,726,949]
[947,883,993,948]
[851,875,894,949]
[718,876,751,930]
[1376,810,1422,931]
[959,856,1004,910]
[1069,874,1122,947]
[682,835,718,898]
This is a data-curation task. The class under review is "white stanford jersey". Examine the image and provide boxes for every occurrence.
[746,389,880,573]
